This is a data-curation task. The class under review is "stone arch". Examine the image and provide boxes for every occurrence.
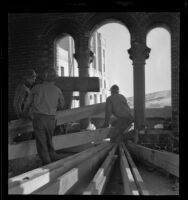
[83,13,139,44]
[54,33,76,73]
[40,18,80,44]
[140,12,179,38]
[88,19,131,46]
[38,18,79,71]
[142,13,180,132]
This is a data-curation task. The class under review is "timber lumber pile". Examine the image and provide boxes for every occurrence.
[8,103,171,142]
[8,142,113,194]
[119,143,149,195]
[9,127,115,160]
[8,103,106,142]
[121,143,149,195]
[8,142,150,195]
[83,144,118,195]
[127,140,179,178]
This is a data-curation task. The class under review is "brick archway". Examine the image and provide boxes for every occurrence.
[82,12,139,43]
[38,19,80,71]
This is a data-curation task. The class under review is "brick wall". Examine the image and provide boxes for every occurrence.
[8,13,85,120]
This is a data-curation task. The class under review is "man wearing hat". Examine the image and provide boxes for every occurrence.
[28,68,65,165]
[13,69,37,119]
[102,84,134,142]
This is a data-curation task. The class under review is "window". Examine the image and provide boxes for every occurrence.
[99,79,102,88]
[97,33,101,42]
[94,94,97,104]
[104,80,106,89]
[98,48,102,72]
[61,66,64,77]
[103,49,105,60]
[93,56,96,69]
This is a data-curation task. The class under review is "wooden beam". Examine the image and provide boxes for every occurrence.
[127,141,179,177]
[56,103,105,126]
[33,144,112,194]
[8,143,112,194]
[93,157,117,195]
[9,127,114,160]
[9,142,110,186]
[8,105,171,141]
[8,103,106,140]
[119,144,139,195]
[55,77,100,92]
[144,107,172,119]
[83,144,117,195]
[121,143,149,195]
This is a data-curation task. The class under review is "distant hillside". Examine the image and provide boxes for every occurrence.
[127,90,171,108]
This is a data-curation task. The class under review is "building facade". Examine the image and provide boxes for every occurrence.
[56,31,109,108]
[89,32,110,105]
[56,36,79,108]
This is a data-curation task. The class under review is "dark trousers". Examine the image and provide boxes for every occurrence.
[33,113,57,165]
[111,117,133,142]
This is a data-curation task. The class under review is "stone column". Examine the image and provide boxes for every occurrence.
[74,33,94,129]
[128,41,150,142]
[74,34,94,107]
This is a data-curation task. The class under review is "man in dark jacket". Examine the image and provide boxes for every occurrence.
[102,84,134,142]
[13,69,37,119]
[28,68,65,165]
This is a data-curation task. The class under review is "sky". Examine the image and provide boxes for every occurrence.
[97,23,171,98]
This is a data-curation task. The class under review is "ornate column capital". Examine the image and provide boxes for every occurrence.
[74,48,94,66]
[128,42,151,65]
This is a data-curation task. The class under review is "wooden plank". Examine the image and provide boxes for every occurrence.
[9,127,114,160]
[55,77,100,92]
[34,144,112,194]
[91,107,172,119]
[119,144,139,195]
[145,107,172,119]
[94,156,117,195]
[8,143,112,194]
[8,103,106,140]
[121,143,149,195]
[8,142,110,186]
[8,105,171,140]
[49,168,78,194]
[83,144,117,195]
[127,141,179,177]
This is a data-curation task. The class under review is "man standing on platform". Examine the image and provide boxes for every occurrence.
[28,68,65,165]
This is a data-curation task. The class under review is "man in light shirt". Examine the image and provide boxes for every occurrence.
[28,68,65,165]
[102,85,134,142]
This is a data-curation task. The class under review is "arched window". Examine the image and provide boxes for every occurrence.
[145,27,171,108]
[89,22,133,105]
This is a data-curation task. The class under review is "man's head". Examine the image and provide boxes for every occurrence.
[44,68,57,82]
[23,69,37,86]
[110,84,119,95]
